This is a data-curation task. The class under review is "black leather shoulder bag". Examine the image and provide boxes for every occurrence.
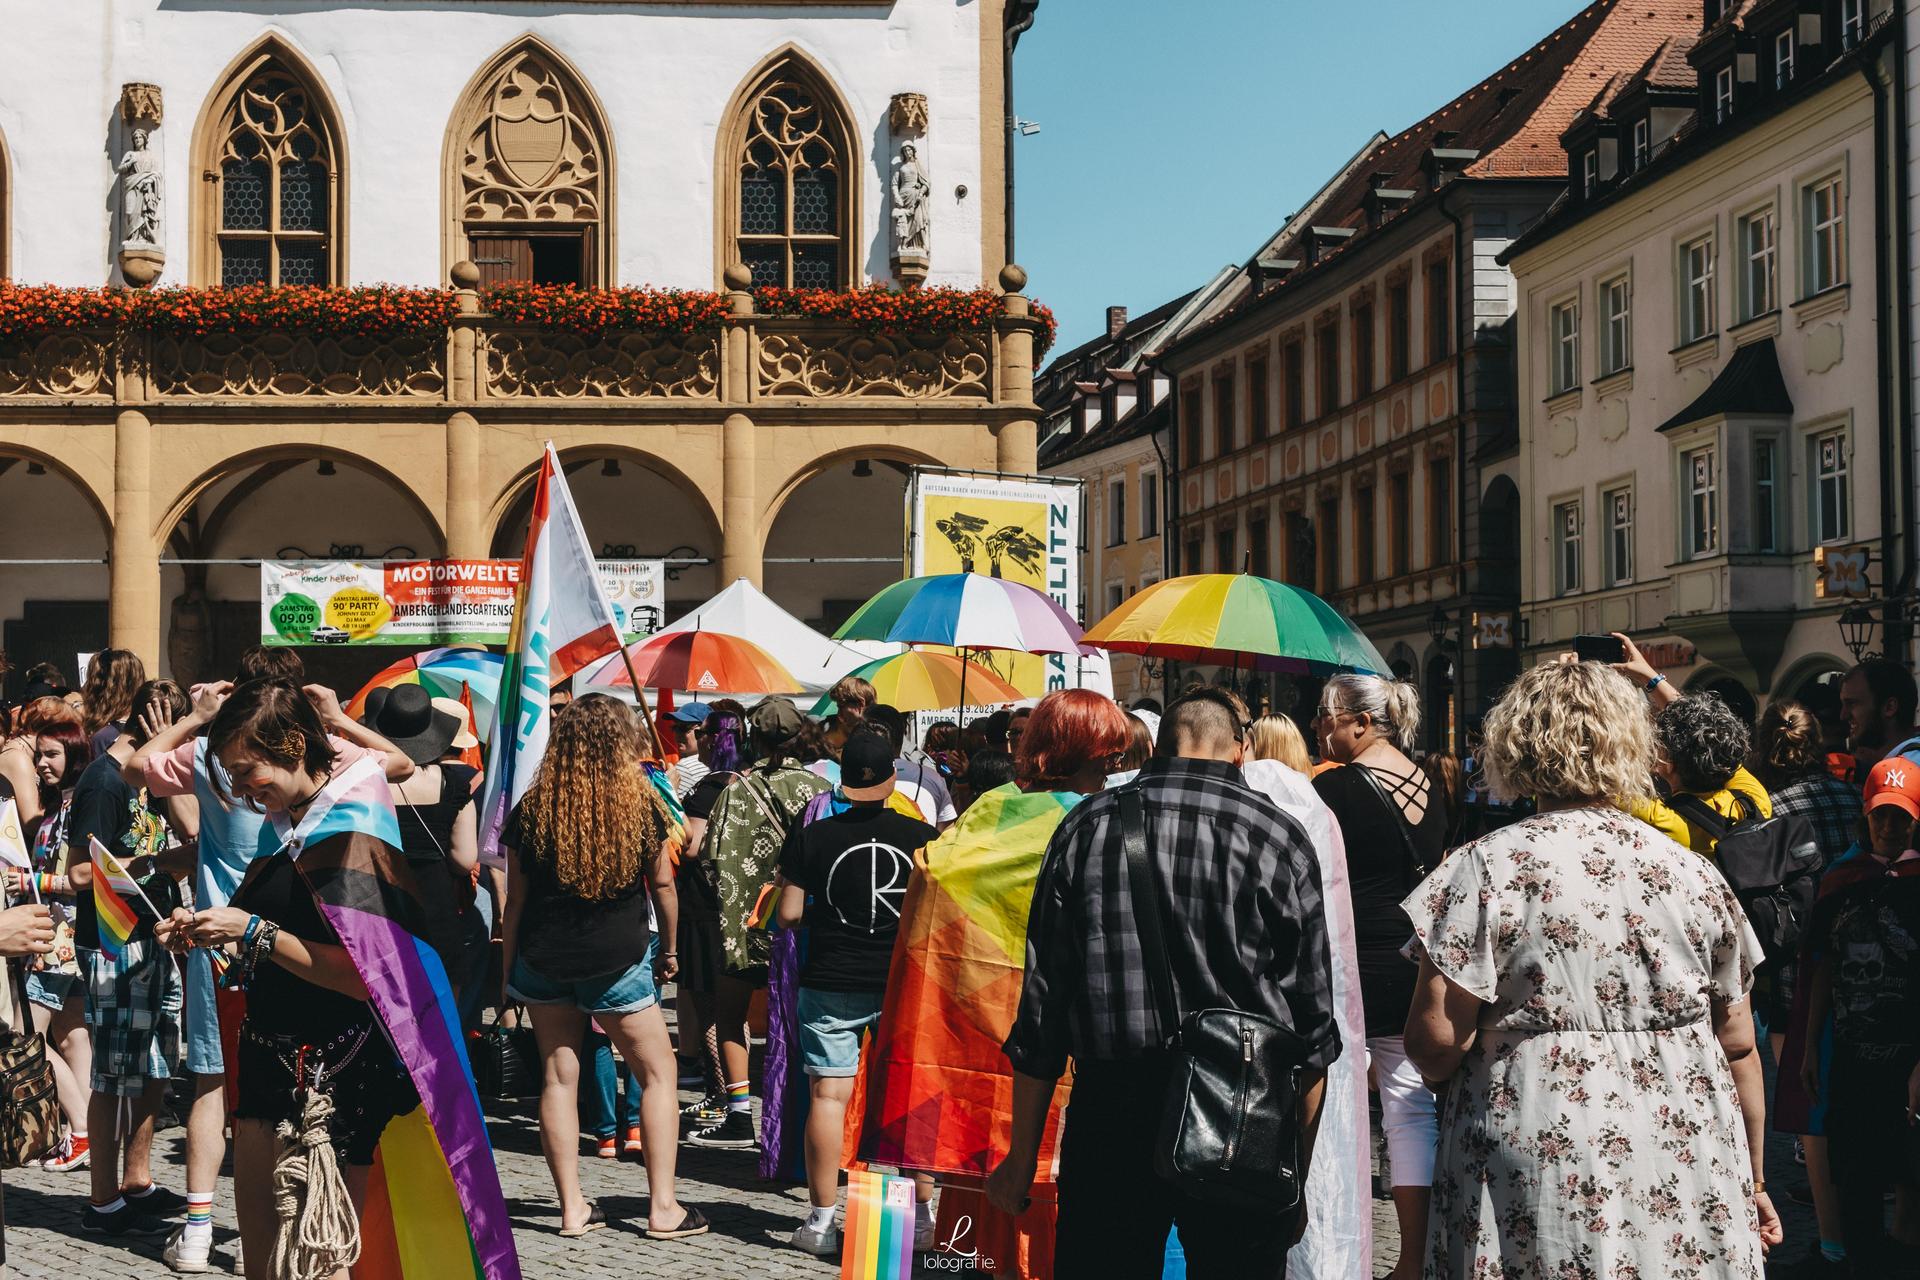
[1116,783,1308,1217]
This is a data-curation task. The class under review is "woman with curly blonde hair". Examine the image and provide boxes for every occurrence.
[1403,661,1779,1277]
[501,693,709,1242]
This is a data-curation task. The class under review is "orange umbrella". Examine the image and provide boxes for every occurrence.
[588,630,802,695]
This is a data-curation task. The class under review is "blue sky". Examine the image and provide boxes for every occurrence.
[1013,0,1590,354]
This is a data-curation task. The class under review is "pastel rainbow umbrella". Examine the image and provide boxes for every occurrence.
[346,646,506,739]
[835,573,1086,714]
[810,650,1025,716]
[833,573,1085,655]
[1083,573,1390,678]
[584,629,802,695]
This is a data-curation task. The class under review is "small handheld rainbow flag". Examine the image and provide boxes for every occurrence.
[90,835,160,961]
[0,798,31,871]
[840,1170,914,1280]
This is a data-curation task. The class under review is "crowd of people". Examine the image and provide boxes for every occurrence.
[0,633,1913,1278]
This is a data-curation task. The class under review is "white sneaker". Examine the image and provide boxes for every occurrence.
[163,1226,212,1273]
[790,1221,842,1256]
[914,1217,937,1252]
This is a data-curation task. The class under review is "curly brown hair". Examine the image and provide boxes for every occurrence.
[80,649,147,737]
[516,694,665,902]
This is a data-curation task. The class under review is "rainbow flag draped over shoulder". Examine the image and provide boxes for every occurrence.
[479,443,630,860]
[856,782,1080,1175]
[270,755,519,1280]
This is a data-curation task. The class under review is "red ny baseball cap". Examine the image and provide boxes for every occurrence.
[1864,756,1920,819]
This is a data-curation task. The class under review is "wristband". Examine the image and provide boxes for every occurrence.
[1752,1179,1766,1194]
[1645,674,1667,694]
[242,914,262,949]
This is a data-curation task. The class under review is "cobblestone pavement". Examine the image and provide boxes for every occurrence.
[0,1067,1816,1279]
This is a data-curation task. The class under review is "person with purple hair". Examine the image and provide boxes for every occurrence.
[673,709,747,1115]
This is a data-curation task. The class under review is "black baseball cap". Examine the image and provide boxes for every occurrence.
[840,729,897,802]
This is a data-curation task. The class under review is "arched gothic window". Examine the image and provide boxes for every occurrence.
[448,40,610,287]
[201,50,341,286]
[727,56,856,289]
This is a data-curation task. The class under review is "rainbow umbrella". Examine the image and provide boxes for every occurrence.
[1083,573,1389,677]
[345,646,506,739]
[810,650,1026,716]
[834,574,1085,654]
[583,629,802,695]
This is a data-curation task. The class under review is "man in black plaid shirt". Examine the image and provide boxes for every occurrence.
[988,690,1340,1280]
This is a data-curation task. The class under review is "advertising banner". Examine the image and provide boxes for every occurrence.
[907,467,1085,697]
[261,558,664,646]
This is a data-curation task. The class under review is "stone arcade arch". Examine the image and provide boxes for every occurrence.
[759,444,941,631]
[486,445,725,616]
[155,446,444,692]
[0,449,111,697]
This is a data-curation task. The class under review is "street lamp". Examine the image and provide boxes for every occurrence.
[1427,606,1453,648]
[1839,603,1877,661]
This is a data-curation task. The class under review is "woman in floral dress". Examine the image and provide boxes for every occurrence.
[1403,660,1782,1278]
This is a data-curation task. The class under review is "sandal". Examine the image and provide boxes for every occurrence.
[645,1205,711,1241]
[558,1204,607,1238]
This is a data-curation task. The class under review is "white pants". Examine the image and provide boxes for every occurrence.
[1367,1035,1436,1189]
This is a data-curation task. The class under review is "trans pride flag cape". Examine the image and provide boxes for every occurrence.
[269,755,520,1280]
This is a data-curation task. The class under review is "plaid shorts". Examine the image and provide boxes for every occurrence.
[86,939,182,1097]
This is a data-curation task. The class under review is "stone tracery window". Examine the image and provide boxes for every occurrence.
[209,63,338,286]
[451,41,609,286]
[731,60,855,289]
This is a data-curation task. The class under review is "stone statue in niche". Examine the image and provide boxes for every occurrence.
[116,83,166,286]
[891,141,931,284]
[118,127,164,250]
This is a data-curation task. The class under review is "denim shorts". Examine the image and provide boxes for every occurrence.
[25,967,80,1012]
[508,942,658,1017]
[796,987,884,1078]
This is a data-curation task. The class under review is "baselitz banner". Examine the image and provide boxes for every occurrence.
[260,558,664,646]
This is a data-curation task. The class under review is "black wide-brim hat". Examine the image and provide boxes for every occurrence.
[365,683,460,766]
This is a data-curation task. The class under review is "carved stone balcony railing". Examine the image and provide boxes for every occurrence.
[0,331,116,398]
[0,270,1044,412]
[147,331,446,399]
[754,324,990,400]
[482,328,720,400]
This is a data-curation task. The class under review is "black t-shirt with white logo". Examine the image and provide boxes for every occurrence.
[778,804,936,993]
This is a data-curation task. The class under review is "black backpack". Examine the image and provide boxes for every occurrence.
[1668,794,1821,960]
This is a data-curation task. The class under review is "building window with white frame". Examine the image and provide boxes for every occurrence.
[1551,298,1580,394]
[1814,428,1850,544]
[1738,207,1776,320]
[1774,29,1795,88]
[1582,152,1598,198]
[1841,0,1864,47]
[1715,66,1735,122]
[1681,235,1716,344]
[1107,477,1126,547]
[1632,118,1651,169]
[1600,275,1631,375]
[1755,439,1779,552]
[1554,500,1582,596]
[1684,445,1719,558]
[1804,176,1846,295]
[1140,470,1159,538]
[1605,486,1633,585]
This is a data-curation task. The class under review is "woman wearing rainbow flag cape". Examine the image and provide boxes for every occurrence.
[157,680,519,1280]
[851,689,1130,1279]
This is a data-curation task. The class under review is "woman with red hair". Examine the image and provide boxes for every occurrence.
[855,690,1130,1278]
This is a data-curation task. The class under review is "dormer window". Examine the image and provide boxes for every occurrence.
[1632,118,1651,169]
[1582,151,1599,197]
[1841,0,1864,47]
[1773,30,1795,88]
[1715,66,1735,121]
